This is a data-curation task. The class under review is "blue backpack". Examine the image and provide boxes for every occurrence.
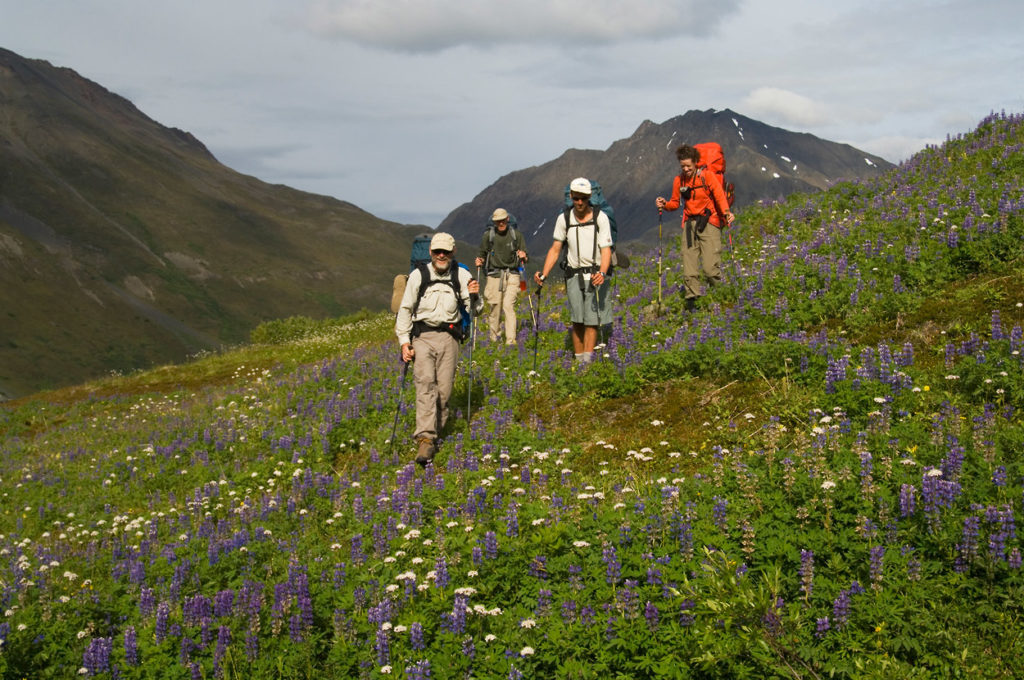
[409,233,434,271]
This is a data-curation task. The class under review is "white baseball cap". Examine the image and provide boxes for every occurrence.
[569,177,592,195]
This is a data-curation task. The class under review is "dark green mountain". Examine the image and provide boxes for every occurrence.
[0,47,425,398]
[438,109,895,252]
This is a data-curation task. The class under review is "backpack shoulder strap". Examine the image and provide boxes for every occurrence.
[414,261,467,312]
[414,262,432,309]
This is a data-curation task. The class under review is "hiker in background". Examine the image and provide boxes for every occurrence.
[475,208,528,345]
[656,144,735,311]
[395,232,482,466]
[533,177,613,364]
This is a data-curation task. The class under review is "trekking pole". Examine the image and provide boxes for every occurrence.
[534,282,544,370]
[467,289,479,423]
[473,266,482,351]
[388,360,410,458]
[657,208,664,314]
[520,260,539,371]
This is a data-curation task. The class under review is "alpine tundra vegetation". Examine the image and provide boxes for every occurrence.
[2,111,1024,678]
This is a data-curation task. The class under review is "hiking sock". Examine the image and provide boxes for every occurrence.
[580,352,593,364]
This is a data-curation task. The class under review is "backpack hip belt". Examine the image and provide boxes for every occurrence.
[411,320,464,342]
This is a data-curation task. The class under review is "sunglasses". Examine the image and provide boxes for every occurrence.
[570,195,589,202]
[431,249,452,256]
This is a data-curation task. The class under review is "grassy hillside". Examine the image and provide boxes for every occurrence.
[0,48,426,398]
[1,112,1023,678]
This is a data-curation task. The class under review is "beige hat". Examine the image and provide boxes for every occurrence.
[491,208,509,222]
[430,232,456,251]
[569,177,592,195]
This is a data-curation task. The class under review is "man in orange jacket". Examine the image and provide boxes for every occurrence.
[656,144,735,311]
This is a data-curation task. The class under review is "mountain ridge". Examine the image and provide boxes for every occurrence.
[438,108,894,252]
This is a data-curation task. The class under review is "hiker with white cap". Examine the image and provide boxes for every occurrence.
[475,208,528,345]
[533,177,613,364]
[395,232,482,465]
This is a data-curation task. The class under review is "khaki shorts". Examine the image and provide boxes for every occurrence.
[565,275,611,326]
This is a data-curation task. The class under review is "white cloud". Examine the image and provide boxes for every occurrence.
[856,135,938,165]
[741,87,829,128]
[302,0,741,51]
[3,0,1021,226]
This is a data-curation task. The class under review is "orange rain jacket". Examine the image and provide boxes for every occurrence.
[663,169,731,228]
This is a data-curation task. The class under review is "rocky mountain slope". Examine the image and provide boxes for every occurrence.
[438,109,894,252]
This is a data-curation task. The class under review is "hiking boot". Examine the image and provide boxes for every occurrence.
[684,297,697,313]
[415,437,435,466]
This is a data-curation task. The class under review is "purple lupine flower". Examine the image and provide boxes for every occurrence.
[761,597,783,637]
[213,625,230,678]
[484,531,499,560]
[815,617,831,638]
[245,632,259,661]
[83,637,113,675]
[529,555,548,581]
[214,590,235,618]
[568,564,584,591]
[991,309,1005,340]
[673,511,694,560]
[435,555,450,589]
[955,516,980,572]
[505,501,520,537]
[678,600,696,627]
[899,484,916,518]
[993,465,1007,487]
[644,601,660,631]
[799,549,814,602]
[535,589,552,617]
[124,626,139,666]
[406,659,432,680]
[712,496,728,531]
[941,438,966,480]
[561,600,578,625]
[410,621,425,651]
[350,534,366,565]
[289,613,305,642]
[155,601,171,643]
[602,544,621,585]
[375,627,390,665]
[1010,548,1022,569]
[869,545,885,588]
[617,580,640,619]
[139,587,156,618]
[832,590,851,628]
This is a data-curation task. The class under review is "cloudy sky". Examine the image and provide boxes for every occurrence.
[2,0,1022,226]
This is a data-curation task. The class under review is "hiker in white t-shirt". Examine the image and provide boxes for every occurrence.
[533,177,613,364]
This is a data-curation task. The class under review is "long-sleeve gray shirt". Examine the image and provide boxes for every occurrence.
[395,263,483,346]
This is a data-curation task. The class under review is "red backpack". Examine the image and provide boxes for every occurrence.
[694,142,735,207]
